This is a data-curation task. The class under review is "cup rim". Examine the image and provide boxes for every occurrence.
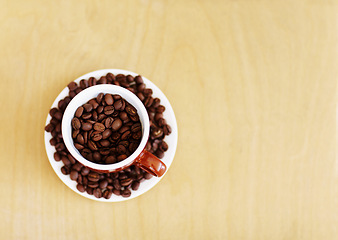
[61,84,150,171]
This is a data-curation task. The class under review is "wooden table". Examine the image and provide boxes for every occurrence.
[1,0,337,239]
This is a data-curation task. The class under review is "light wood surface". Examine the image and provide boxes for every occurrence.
[0,0,337,239]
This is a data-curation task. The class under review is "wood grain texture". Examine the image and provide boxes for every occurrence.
[0,0,337,239]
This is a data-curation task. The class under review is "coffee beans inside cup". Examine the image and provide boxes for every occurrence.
[71,93,142,164]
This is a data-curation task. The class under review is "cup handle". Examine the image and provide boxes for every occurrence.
[135,149,167,177]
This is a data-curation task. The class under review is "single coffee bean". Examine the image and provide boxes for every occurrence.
[61,166,69,175]
[106,73,115,82]
[135,75,143,84]
[125,105,137,116]
[83,103,93,112]
[68,82,78,91]
[121,130,131,140]
[151,127,163,139]
[93,122,105,132]
[137,83,145,92]
[111,118,122,131]
[96,93,104,103]
[159,141,168,151]
[88,140,98,151]
[71,118,81,130]
[163,124,172,135]
[81,113,92,120]
[156,105,165,113]
[117,145,127,154]
[131,181,140,191]
[121,189,131,198]
[77,184,85,192]
[93,188,102,198]
[81,122,92,131]
[97,105,104,114]
[50,138,57,146]
[131,123,141,132]
[54,152,61,161]
[92,111,98,121]
[98,113,106,121]
[112,179,121,190]
[129,142,138,152]
[88,172,100,182]
[155,149,165,158]
[55,143,65,151]
[99,148,110,155]
[99,140,110,147]
[114,100,123,110]
[117,154,127,162]
[143,88,153,97]
[103,190,113,199]
[80,79,88,89]
[93,151,102,162]
[75,106,84,118]
[77,174,83,184]
[49,107,58,117]
[45,123,54,132]
[143,97,153,108]
[120,178,133,187]
[88,77,97,86]
[99,179,108,189]
[104,94,114,105]
[81,167,90,176]
[102,129,112,139]
[130,114,139,122]
[132,131,142,140]
[112,189,121,196]
[91,131,102,141]
[72,129,79,138]
[86,187,94,195]
[72,162,83,172]
[74,143,84,150]
[105,156,116,164]
[76,134,85,145]
[104,106,115,115]
[88,181,99,188]
[70,170,79,180]
[105,117,114,128]
[83,131,88,144]
[119,125,130,134]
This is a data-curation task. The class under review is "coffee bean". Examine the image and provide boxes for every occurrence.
[45,123,54,132]
[159,141,168,152]
[88,181,99,188]
[137,83,145,92]
[132,131,142,140]
[77,184,85,192]
[121,130,131,140]
[131,123,141,132]
[72,129,79,138]
[143,97,153,108]
[61,156,71,167]
[155,149,165,158]
[88,172,100,182]
[86,187,94,195]
[75,106,84,118]
[55,143,66,151]
[112,189,121,196]
[119,126,130,134]
[54,152,61,161]
[102,129,112,139]
[117,145,127,154]
[81,113,92,120]
[71,118,81,130]
[76,134,85,145]
[121,189,131,198]
[99,148,110,155]
[104,106,114,115]
[103,190,113,199]
[151,127,163,139]
[120,178,133,187]
[82,103,92,112]
[91,131,102,141]
[104,94,114,105]
[110,118,122,131]
[106,73,115,82]
[105,156,116,164]
[75,143,84,150]
[135,75,143,84]
[88,77,97,86]
[72,162,83,172]
[98,76,107,84]
[81,122,92,131]
[112,179,121,190]
[81,167,90,176]
[88,140,98,151]
[49,138,57,146]
[117,154,127,161]
[99,179,108,189]
[93,188,102,198]
[105,117,114,128]
[131,181,140,191]
[83,131,88,144]
[114,100,123,110]
[61,166,69,175]
[70,170,79,180]
[130,114,139,122]
[126,105,137,116]
[68,82,78,91]
[80,79,88,89]
[93,122,105,132]
[163,124,172,135]
[93,152,102,161]
[143,88,153,97]
[99,140,109,147]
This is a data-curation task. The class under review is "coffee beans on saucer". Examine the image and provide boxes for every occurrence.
[71,94,142,164]
[45,73,172,199]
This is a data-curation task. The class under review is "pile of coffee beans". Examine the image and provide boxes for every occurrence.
[71,93,142,164]
[45,73,171,199]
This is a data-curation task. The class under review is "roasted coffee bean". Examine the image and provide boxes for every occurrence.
[117,145,127,154]
[93,122,105,132]
[68,154,76,164]
[131,123,141,132]
[103,190,113,199]
[130,114,139,122]
[61,155,71,167]
[99,179,108,189]
[99,140,110,147]
[129,142,138,152]
[75,106,84,118]
[131,181,140,191]
[69,91,76,98]
[120,178,133,187]
[88,77,97,86]
[132,131,142,140]
[97,105,104,114]
[119,140,129,148]
[50,138,57,146]
[83,103,92,112]
[113,189,121,196]
[125,105,137,116]
[86,187,94,195]
[61,166,69,175]
[121,189,131,198]
[74,143,84,150]
[55,143,66,151]
[121,130,131,140]
[54,152,61,161]
[81,167,90,176]
[76,134,85,145]
[143,88,153,97]
[98,113,106,121]
[93,152,102,162]
[155,149,165,158]
[91,131,102,141]
[143,97,153,108]
[81,148,91,156]
[93,188,102,198]
[72,162,83,172]
[71,118,81,130]
[99,148,110,155]
[117,154,127,162]
[77,174,83,184]
[49,107,58,117]
[70,170,79,180]
[106,73,115,82]
[88,140,98,151]
[88,172,100,182]
[146,142,151,151]
[45,123,54,132]
[80,79,88,89]
[105,117,114,128]
[104,94,114,105]
[151,127,163,139]
[81,122,92,131]
[135,75,143,84]
[98,76,107,84]
[88,99,99,109]
[163,124,172,135]
[81,113,92,120]
[112,179,121,190]
[68,81,78,91]
[111,118,122,131]
[102,129,112,139]
[137,83,145,92]
[104,106,114,115]
[114,99,123,110]
[77,184,85,193]
[105,156,116,164]
[83,131,88,144]
[72,129,79,138]
[159,141,168,151]
[119,126,130,134]
[88,181,99,188]
[156,105,165,113]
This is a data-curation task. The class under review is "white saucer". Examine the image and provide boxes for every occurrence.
[44,69,178,202]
